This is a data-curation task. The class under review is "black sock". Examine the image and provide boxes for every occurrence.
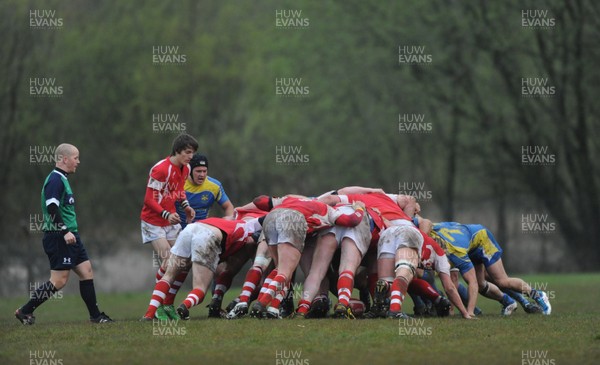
[22,281,58,314]
[79,279,101,318]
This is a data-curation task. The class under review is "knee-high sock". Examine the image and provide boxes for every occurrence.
[163,271,188,305]
[389,276,410,313]
[183,288,206,309]
[337,270,354,307]
[212,271,234,300]
[259,273,287,306]
[22,281,58,314]
[408,278,441,302]
[80,279,101,318]
[239,267,263,303]
[144,280,171,318]
[257,269,278,303]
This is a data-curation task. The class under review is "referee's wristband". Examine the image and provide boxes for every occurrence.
[161,210,171,220]
[181,200,190,209]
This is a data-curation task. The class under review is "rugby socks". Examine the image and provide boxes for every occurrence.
[212,271,234,301]
[269,283,289,310]
[389,276,410,313]
[239,267,263,303]
[408,278,441,302]
[501,293,515,307]
[259,273,287,306]
[22,281,58,314]
[337,270,354,307]
[257,269,278,303]
[163,271,188,305]
[183,289,206,309]
[144,279,170,318]
[296,299,311,314]
[506,289,530,308]
[80,279,101,319]
[155,267,166,283]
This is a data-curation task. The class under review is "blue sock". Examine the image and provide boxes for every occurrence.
[501,293,515,306]
[505,289,529,308]
[458,283,483,315]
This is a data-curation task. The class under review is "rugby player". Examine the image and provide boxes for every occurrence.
[140,134,198,319]
[249,195,366,319]
[428,222,551,315]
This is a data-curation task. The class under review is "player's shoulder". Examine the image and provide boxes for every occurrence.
[203,176,224,192]
[206,176,223,187]
[149,158,170,174]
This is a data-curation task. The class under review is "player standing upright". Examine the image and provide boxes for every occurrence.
[175,153,234,227]
[140,134,198,319]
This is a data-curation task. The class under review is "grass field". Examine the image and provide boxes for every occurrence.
[2,273,600,365]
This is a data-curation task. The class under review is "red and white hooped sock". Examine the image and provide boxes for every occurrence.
[389,276,410,312]
[163,271,188,305]
[257,269,278,303]
[259,273,286,306]
[240,267,263,303]
[183,288,206,309]
[144,279,170,318]
[155,267,166,283]
[337,270,355,307]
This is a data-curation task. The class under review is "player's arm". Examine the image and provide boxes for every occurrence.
[461,268,479,317]
[145,173,181,224]
[439,272,472,319]
[397,194,418,217]
[174,179,194,223]
[414,215,433,234]
[215,184,235,217]
[220,200,235,217]
[331,201,366,227]
[44,178,75,244]
[337,186,385,195]
[252,195,288,211]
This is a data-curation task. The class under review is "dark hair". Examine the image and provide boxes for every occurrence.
[171,134,199,155]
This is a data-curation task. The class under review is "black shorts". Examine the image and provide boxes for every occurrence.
[42,232,90,270]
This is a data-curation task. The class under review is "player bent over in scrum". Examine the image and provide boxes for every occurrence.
[296,199,376,319]
[411,235,473,319]
[371,221,425,319]
[141,217,259,321]
[428,222,551,315]
[250,195,365,319]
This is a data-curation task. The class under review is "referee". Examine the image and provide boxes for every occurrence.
[15,143,113,324]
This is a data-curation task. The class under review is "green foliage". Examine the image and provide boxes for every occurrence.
[1,0,598,268]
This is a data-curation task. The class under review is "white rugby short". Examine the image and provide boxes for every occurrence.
[377,223,423,258]
[141,220,181,244]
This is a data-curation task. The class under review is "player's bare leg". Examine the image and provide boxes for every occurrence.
[474,263,517,315]
[297,233,337,316]
[486,259,551,314]
[386,247,418,318]
[332,238,362,319]
[177,263,215,320]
